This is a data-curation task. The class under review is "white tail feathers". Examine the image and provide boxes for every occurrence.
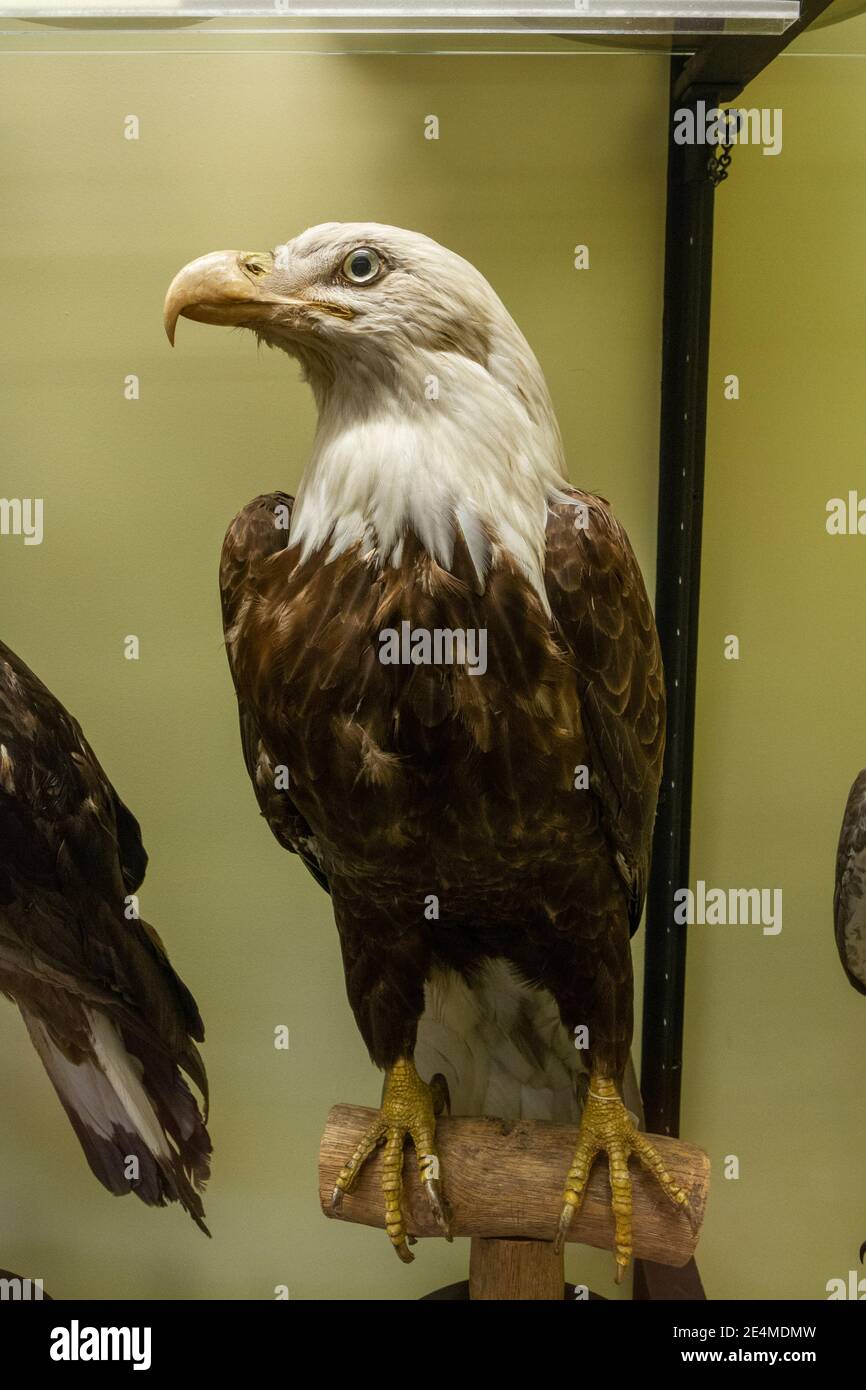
[20,1004,210,1230]
[415,959,645,1125]
[86,1008,172,1162]
[415,960,586,1122]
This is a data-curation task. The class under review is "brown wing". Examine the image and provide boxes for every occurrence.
[834,769,866,995]
[219,492,329,893]
[0,639,210,1227]
[544,491,666,935]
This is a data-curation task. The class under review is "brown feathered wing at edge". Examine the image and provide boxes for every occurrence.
[834,769,866,995]
[545,492,665,940]
[0,641,211,1230]
[219,492,330,894]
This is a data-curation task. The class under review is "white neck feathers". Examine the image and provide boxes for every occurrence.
[289,338,569,605]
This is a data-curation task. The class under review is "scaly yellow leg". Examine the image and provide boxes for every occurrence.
[331,1057,452,1262]
[554,1074,693,1282]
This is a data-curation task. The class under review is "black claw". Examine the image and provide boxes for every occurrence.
[430,1072,451,1117]
[425,1178,453,1240]
[680,1196,698,1235]
[554,1204,574,1255]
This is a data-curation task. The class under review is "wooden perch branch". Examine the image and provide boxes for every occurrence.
[320,1104,709,1268]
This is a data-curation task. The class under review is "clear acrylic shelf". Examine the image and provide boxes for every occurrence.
[0,0,802,36]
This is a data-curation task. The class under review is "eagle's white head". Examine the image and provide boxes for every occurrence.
[165,222,570,599]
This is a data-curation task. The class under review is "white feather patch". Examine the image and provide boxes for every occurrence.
[87,1008,171,1160]
[289,333,568,611]
[415,959,586,1123]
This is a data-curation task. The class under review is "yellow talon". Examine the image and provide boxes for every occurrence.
[554,1074,691,1280]
[331,1057,452,1261]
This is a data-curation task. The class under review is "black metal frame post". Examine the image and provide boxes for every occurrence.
[639,59,721,1143]
[639,0,836,1151]
[634,10,835,1304]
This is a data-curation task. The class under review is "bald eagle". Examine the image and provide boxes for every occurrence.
[0,641,210,1230]
[166,223,690,1274]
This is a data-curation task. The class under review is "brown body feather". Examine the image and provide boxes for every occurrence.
[221,490,664,1083]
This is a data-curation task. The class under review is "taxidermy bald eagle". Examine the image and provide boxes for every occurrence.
[0,641,210,1230]
[165,223,690,1274]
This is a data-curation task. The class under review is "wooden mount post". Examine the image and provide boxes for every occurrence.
[468,1238,564,1300]
[320,1104,710,1296]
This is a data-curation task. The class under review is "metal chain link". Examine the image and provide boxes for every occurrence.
[707,109,740,186]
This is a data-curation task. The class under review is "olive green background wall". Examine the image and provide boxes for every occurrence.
[0,29,667,1300]
[687,14,866,1301]
[0,15,862,1301]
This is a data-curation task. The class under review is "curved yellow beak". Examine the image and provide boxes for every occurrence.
[163,250,295,345]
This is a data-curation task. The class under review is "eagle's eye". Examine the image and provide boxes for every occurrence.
[341,248,381,285]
